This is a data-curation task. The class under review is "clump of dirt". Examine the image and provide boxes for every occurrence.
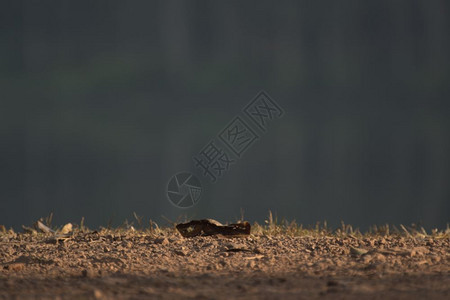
[0,226,449,299]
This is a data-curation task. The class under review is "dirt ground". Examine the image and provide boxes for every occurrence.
[0,226,449,299]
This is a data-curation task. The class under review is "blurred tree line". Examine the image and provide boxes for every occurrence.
[0,1,449,229]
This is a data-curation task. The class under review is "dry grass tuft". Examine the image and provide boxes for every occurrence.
[0,211,448,239]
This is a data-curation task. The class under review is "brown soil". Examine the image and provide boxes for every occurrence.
[0,229,449,299]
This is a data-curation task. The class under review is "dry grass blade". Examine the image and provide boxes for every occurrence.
[133,212,144,229]
[35,221,55,234]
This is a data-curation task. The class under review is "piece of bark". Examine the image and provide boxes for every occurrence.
[176,219,251,238]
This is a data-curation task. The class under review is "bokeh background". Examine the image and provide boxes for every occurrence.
[1,1,449,231]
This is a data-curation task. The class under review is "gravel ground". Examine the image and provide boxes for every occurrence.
[0,228,449,299]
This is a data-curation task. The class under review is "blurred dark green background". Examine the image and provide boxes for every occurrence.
[1,1,449,230]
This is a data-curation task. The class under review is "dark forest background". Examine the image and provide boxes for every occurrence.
[1,1,449,230]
